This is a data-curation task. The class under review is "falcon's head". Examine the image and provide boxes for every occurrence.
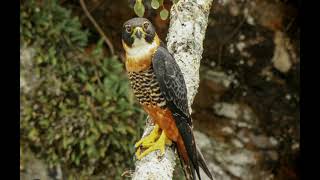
[122,17,157,48]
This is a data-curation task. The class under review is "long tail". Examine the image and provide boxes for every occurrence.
[196,146,214,180]
[176,124,214,180]
[177,150,194,180]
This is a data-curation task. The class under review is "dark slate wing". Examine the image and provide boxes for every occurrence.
[152,46,191,125]
[152,46,201,179]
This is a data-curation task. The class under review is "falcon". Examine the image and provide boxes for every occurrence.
[122,17,213,180]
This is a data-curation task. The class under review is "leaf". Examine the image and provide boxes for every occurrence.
[51,57,57,65]
[28,128,39,141]
[151,0,160,9]
[173,0,179,4]
[134,0,145,17]
[105,106,116,114]
[78,72,87,82]
[160,8,169,20]
[99,147,107,158]
[80,141,85,151]
[75,155,80,166]
[95,89,104,102]
[63,137,69,149]
[85,83,95,95]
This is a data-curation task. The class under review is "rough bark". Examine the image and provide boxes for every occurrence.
[190,0,299,179]
[132,0,213,179]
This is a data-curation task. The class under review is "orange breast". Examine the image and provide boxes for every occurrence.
[125,56,152,72]
[143,105,180,141]
[143,105,190,162]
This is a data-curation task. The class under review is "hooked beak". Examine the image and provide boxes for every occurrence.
[133,27,143,39]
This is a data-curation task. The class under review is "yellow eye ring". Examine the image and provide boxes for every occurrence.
[125,25,132,33]
[143,22,149,31]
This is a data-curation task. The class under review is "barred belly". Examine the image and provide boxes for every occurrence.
[127,67,166,108]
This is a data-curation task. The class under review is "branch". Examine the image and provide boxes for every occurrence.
[132,0,213,179]
[79,0,115,55]
[132,118,177,180]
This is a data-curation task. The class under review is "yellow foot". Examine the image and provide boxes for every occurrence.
[135,130,172,160]
[135,125,160,148]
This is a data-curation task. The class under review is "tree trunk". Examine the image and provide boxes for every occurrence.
[132,0,213,179]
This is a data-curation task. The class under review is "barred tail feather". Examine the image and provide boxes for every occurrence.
[176,135,195,180]
[177,147,195,180]
[174,116,213,180]
[196,146,214,180]
[178,145,214,180]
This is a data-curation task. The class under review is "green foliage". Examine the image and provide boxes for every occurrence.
[134,0,145,17]
[151,0,160,9]
[20,0,145,178]
[159,8,169,20]
[21,0,88,49]
[133,0,173,20]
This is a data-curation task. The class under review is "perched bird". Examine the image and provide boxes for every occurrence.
[122,17,213,180]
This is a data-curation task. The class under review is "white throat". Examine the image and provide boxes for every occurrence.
[126,38,158,58]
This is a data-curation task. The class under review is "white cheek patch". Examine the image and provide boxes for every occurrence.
[126,38,157,59]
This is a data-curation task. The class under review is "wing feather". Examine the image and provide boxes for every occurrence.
[152,46,191,125]
[152,46,200,179]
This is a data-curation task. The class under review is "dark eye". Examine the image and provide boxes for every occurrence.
[143,22,149,30]
[125,25,132,33]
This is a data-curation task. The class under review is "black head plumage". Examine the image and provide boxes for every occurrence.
[122,17,156,47]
